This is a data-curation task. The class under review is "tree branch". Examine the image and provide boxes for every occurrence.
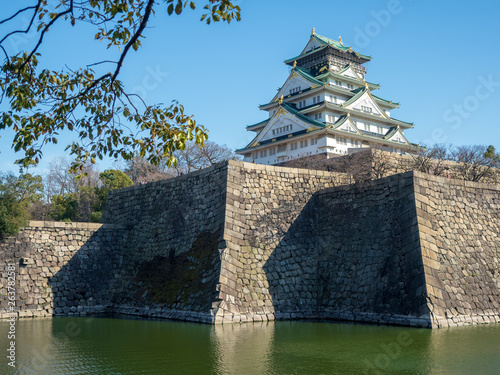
[0,4,39,26]
[18,0,74,74]
[111,0,154,82]
[0,1,42,46]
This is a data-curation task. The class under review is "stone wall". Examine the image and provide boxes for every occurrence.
[315,172,430,326]
[0,221,125,318]
[414,174,500,327]
[1,162,229,323]
[101,162,229,322]
[216,162,349,323]
[0,161,498,328]
[217,169,432,327]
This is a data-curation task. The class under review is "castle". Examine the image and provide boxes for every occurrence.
[237,29,417,165]
[0,31,498,329]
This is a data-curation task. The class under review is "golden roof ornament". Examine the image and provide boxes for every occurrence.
[311,27,315,35]
[279,95,284,105]
[364,80,369,89]
[293,60,297,69]
[338,36,343,44]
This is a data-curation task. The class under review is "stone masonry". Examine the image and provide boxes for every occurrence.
[0,160,499,328]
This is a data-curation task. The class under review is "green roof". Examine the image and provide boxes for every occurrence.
[284,44,329,64]
[281,102,326,128]
[314,67,380,89]
[313,34,372,60]
[285,33,372,64]
[383,126,399,140]
[372,93,399,106]
[237,104,414,153]
[295,67,323,85]
[261,67,323,107]
[246,119,269,130]
[327,115,361,134]
[341,87,366,107]
[340,88,405,121]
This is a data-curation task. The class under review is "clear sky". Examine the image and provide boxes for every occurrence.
[1,0,500,174]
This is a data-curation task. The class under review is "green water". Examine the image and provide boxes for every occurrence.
[0,317,499,375]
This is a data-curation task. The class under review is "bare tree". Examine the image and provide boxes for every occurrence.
[123,156,175,184]
[123,141,239,183]
[407,144,450,176]
[173,141,239,175]
[369,149,396,179]
[450,145,497,182]
[44,158,101,203]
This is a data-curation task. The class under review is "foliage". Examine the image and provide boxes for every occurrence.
[0,172,44,237]
[90,211,102,223]
[0,1,241,172]
[50,193,79,222]
[99,169,134,191]
[96,169,133,212]
[484,145,500,164]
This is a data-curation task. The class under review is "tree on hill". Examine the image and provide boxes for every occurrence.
[0,171,44,237]
[94,169,133,218]
[484,145,500,165]
[0,1,241,172]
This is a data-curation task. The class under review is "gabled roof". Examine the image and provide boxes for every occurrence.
[295,67,323,85]
[337,64,361,79]
[239,102,326,150]
[282,102,326,128]
[285,33,372,64]
[246,118,269,131]
[382,126,412,145]
[268,67,323,104]
[342,87,404,117]
[327,114,363,135]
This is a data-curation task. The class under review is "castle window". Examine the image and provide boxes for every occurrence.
[260,150,267,158]
[314,113,322,120]
[361,105,372,113]
[377,126,383,133]
[364,123,370,131]
[335,80,342,86]
[274,125,291,135]
[299,140,308,148]
[291,142,298,150]
[347,84,354,90]
[311,138,317,146]
[269,148,276,155]
[277,144,287,153]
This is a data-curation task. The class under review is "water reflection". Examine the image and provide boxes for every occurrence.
[0,317,498,375]
[425,324,500,375]
[211,322,274,375]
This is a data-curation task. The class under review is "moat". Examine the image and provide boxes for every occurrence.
[1,317,499,374]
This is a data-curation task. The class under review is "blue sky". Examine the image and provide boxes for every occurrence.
[1,0,500,174]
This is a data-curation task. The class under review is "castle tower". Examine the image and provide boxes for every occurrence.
[237,29,417,165]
